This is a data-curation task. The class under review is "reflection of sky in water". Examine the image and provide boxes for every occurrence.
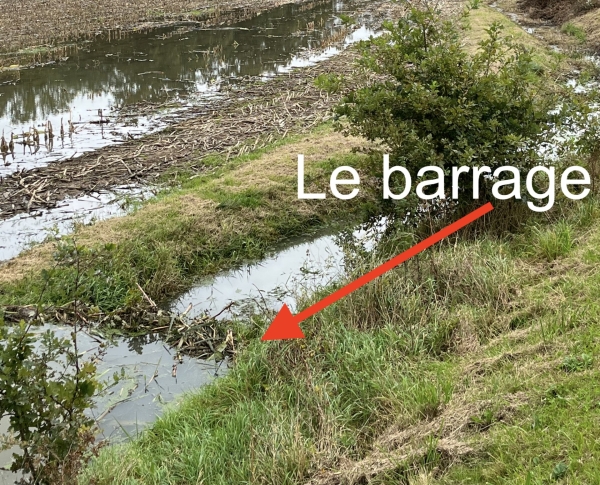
[172,218,386,319]
[0,324,224,479]
[0,186,153,262]
[0,1,373,174]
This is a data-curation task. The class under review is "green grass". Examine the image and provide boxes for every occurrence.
[529,220,575,261]
[78,197,600,484]
[561,22,587,43]
[0,125,380,313]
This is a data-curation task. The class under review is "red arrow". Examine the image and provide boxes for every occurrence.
[262,202,494,341]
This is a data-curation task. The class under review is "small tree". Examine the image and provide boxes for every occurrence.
[334,5,598,213]
[0,322,98,484]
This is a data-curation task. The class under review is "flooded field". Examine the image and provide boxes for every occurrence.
[0,0,381,261]
[0,186,153,261]
[0,0,363,175]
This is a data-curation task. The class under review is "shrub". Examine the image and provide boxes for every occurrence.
[333,6,600,215]
[0,321,99,483]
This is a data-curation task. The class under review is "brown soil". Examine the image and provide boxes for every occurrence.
[517,0,600,24]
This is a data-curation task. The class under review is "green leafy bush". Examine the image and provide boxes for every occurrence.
[333,6,599,213]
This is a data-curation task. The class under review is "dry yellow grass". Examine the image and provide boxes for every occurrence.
[571,8,600,48]
[464,5,550,60]
[0,130,367,284]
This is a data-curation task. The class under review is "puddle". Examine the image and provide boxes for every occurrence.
[0,186,153,262]
[172,219,386,319]
[0,417,21,484]
[0,0,372,176]
[0,324,224,481]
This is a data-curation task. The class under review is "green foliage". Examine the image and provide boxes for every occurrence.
[0,321,99,483]
[552,462,569,480]
[314,73,345,93]
[561,353,593,373]
[338,13,355,25]
[334,7,600,211]
[561,22,587,42]
[469,0,482,9]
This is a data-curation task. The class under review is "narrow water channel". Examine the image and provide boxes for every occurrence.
[172,219,386,319]
[0,219,384,483]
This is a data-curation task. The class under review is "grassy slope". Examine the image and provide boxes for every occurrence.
[78,5,600,485]
[0,126,379,311]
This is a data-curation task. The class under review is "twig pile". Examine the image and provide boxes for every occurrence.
[1,301,237,360]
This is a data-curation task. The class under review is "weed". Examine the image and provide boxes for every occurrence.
[469,408,496,431]
[561,353,593,373]
[314,73,344,93]
[552,462,569,480]
[338,13,355,25]
[561,23,587,42]
[530,220,574,261]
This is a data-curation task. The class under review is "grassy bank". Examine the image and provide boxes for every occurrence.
[77,197,600,484]
[0,126,380,312]
[73,5,600,484]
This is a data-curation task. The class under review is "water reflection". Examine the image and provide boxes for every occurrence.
[0,0,354,172]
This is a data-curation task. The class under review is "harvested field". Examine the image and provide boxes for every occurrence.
[0,0,407,222]
[0,52,357,219]
[0,0,330,65]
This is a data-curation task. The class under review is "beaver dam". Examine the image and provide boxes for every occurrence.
[0,215,384,483]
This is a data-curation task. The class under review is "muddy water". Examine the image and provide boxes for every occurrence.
[0,186,154,261]
[0,220,383,482]
[0,0,364,175]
